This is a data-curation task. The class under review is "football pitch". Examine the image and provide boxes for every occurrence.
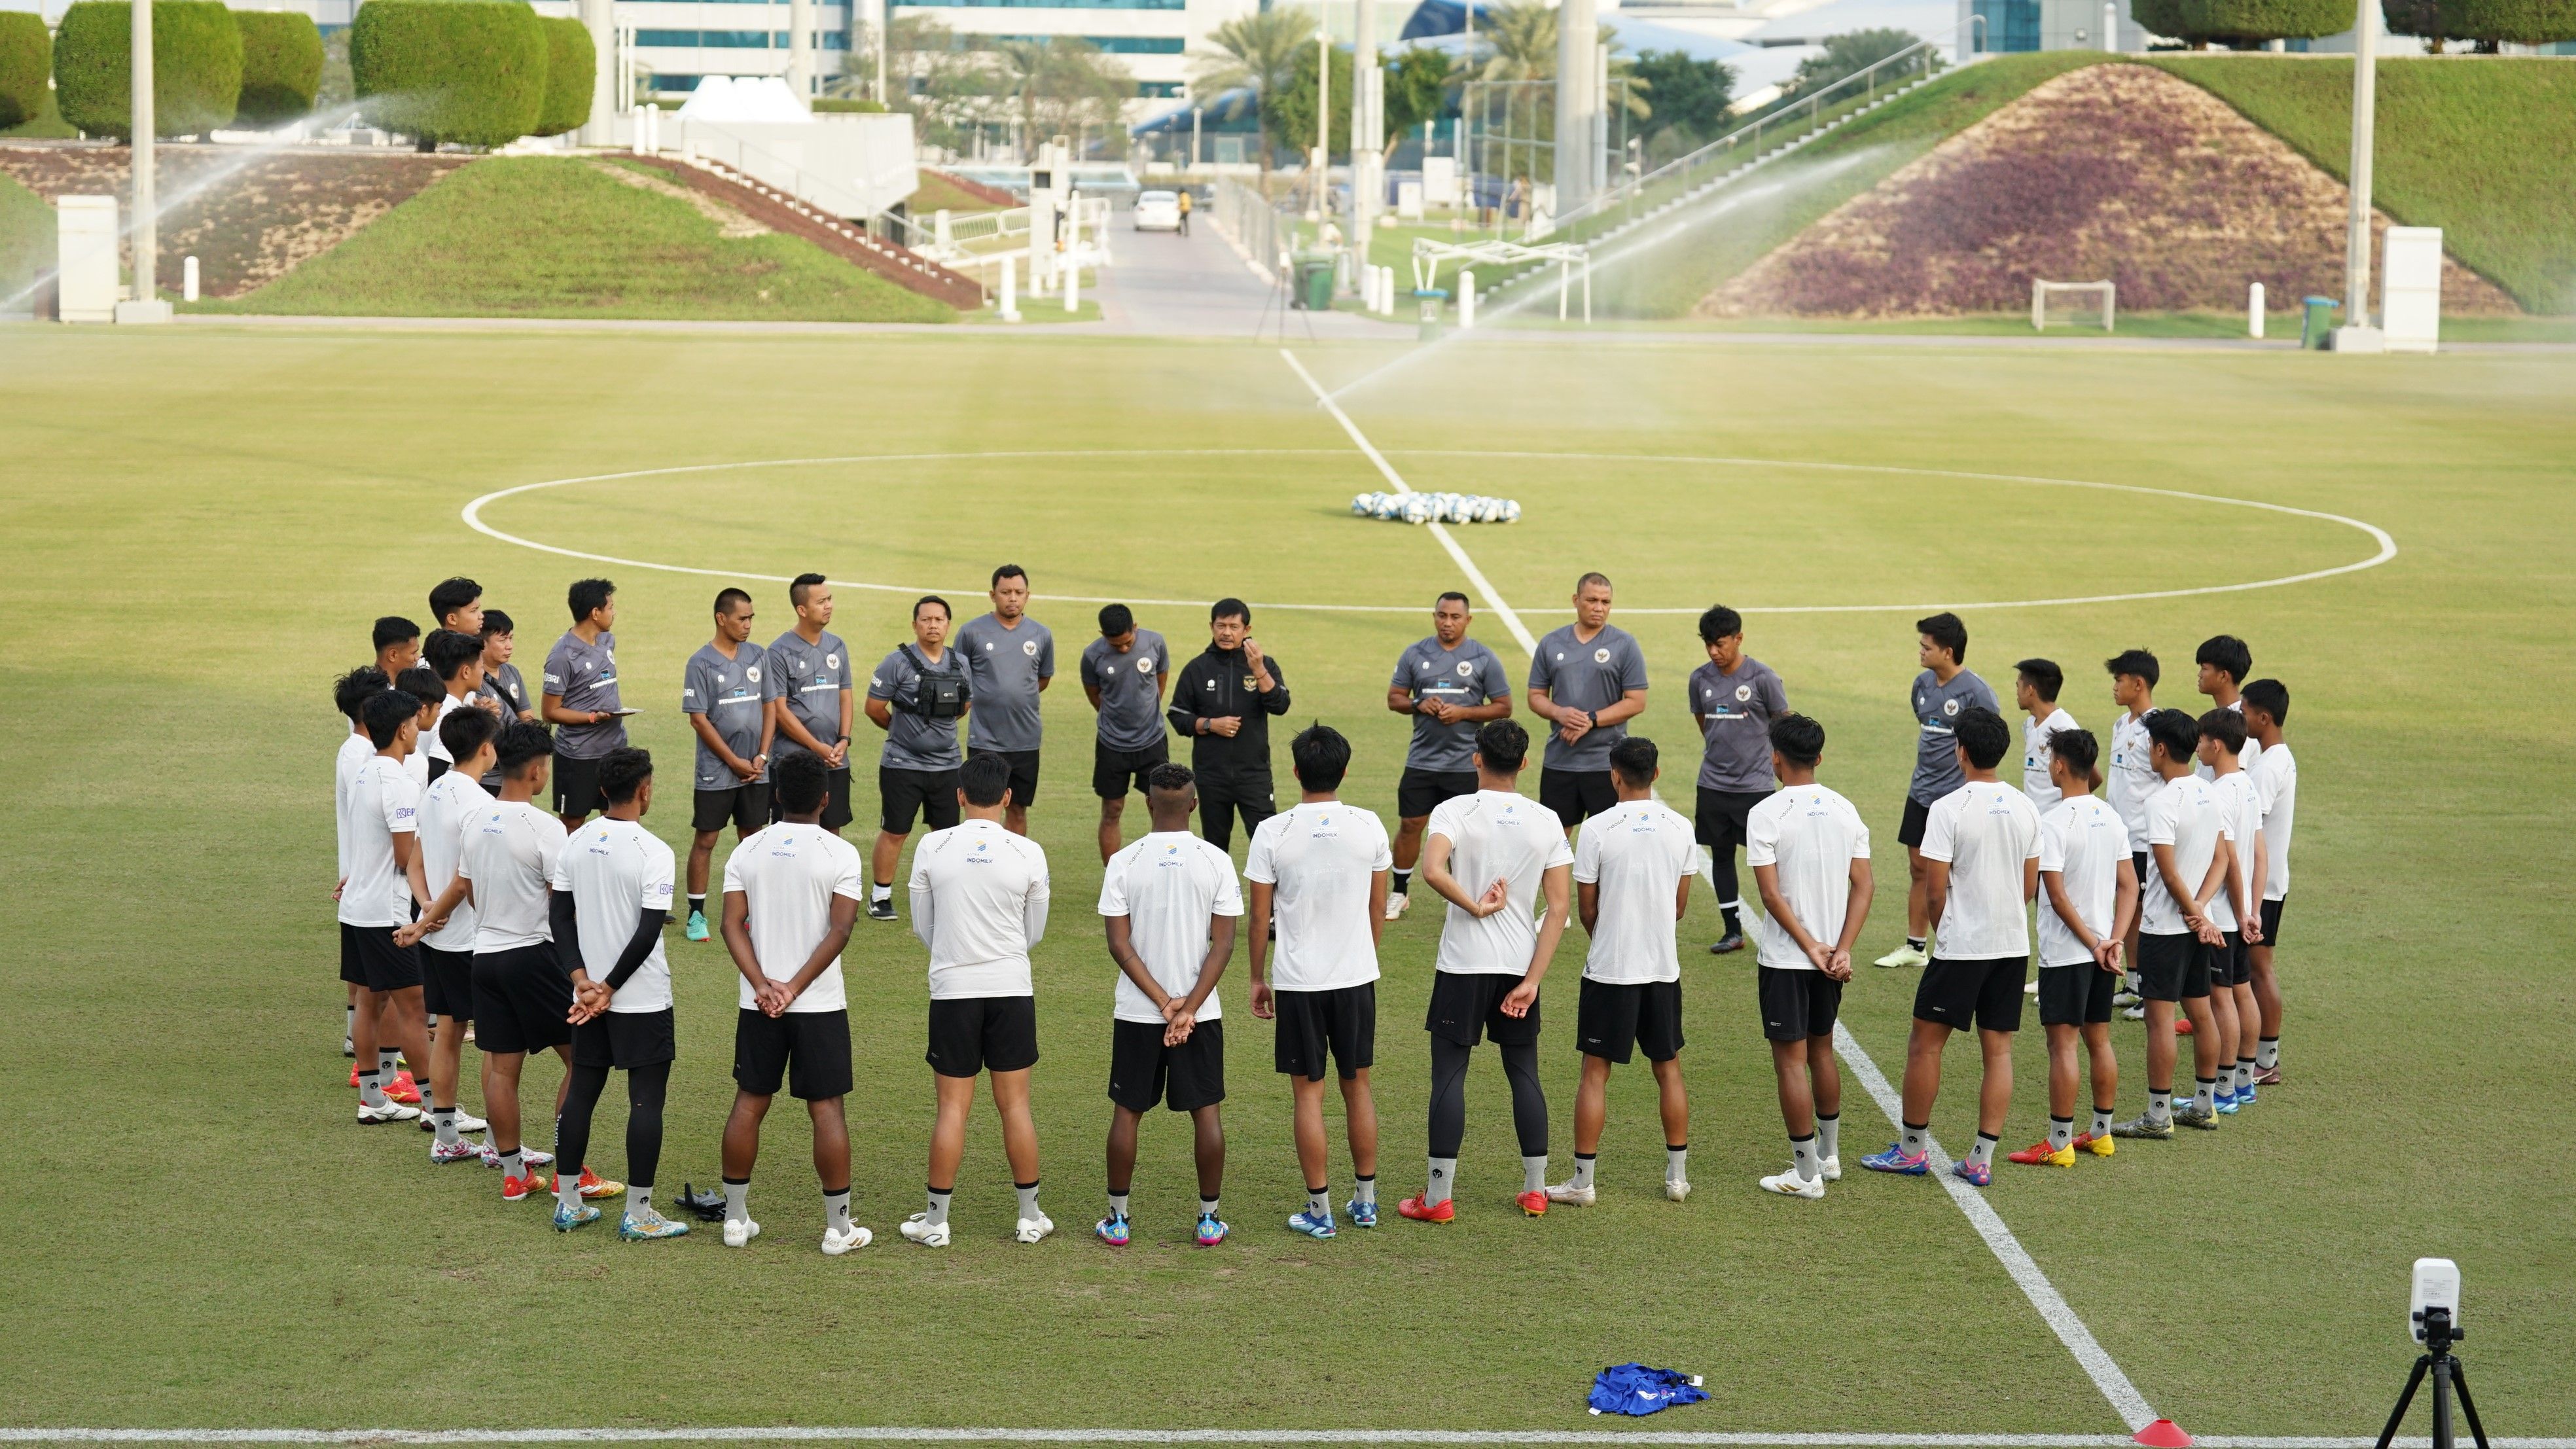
[2,323,2571,1445]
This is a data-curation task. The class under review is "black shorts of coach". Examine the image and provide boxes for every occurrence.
[553,753,607,819]
[1897,796,1935,849]
[926,995,1039,1077]
[472,942,573,1056]
[1576,976,1684,1064]
[2133,932,2211,1002]
[573,1007,677,1071]
[970,747,1040,807]
[693,782,772,834]
[880,765,961,835]
[1273,983,1376,1081]
[1694,787,1767,853]
[421,944,475,1020]
[2037,963,2119,1027]
[1092,738,1168,799]
[734,1008,852,1100]
[2214,929,2251,987]
[1914,954,2028,1032]
[1425,971,1542,1048]
[1757,967,1844,1043]
[1538,768,1616,831]
[346,923,423,993]
[1397,768,1478,821]
[1109,1018,1226,1113]
[769,759,853,832]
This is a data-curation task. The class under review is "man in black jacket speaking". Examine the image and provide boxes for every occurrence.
[1166,598,1292,852]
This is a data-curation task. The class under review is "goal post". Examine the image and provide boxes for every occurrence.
[2032,279,2116,332]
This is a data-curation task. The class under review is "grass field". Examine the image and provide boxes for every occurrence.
[3,322,2572,1442]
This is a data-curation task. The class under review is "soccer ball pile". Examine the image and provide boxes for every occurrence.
[1349,492,1522,526]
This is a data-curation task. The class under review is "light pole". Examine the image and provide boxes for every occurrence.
[1192,105,1202,171]
[2334,0,2385,351]
[130,0,156,311]
[1352,0,1379,289]
[1312,9,1329,224]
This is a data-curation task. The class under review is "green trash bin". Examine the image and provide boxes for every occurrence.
[1295,256,1336,312]
[2300,295,2340,350]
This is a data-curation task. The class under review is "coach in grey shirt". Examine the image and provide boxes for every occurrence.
[1385,590,1514,912]
[765,573,857,836]
[1078,603,1170,862]
[1526,571,1649,832]
[541,577,627,829]
[954,564,1055,837]
[1685,603,1791,954]
[864,595,971,917]
[1878,609,2000,969]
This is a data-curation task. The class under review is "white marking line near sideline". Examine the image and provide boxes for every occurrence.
[1,1433,2566,1448]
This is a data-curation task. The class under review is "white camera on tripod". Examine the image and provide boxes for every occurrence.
[2410,1257,2461,1344]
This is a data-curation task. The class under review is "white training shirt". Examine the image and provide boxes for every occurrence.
[552,817,678,1014]
[2196,699,2263,781]
[459,800,567,952]
[2037,795,2128,968]
[1098,831,1243,1024]
[338,754,422,927]
[403,742,430,791]
[1427,789,1575,976]
[1920,779,2043,960]
[1243,800,1392,993]
[422,693,467,765]
[416,771,490,952]
[2141,773,2228,937]
[2105,709,2158,851]
[909,817,1052,999]
[2206,769,2261,934]
[1571,798,1696,985]
[334,731,373,879]
[2253,742,2296,901]
[723,821,865,1014]
[2023,706,2079,808]
[1744,783,1870,973]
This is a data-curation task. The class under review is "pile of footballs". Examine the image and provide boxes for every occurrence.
[1350,492,1523,525]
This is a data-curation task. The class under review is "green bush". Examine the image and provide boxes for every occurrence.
[2439,0,2576,39]
[350,0,546,149]
[811,96,886,113]
[54,0,245,139]
[2161,0,2355,39]
[233,9,321,127]
[0,11,48,130]
[529,15,590,136]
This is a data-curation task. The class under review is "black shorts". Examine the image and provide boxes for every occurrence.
[339,921,368,986]
[1273,983,1376,1081]
[1694,787,1767,851]
[2038,963,2119,1026]
[925,995,1039,1077]
[971,747,1040,807]
[2135,931,2211,1002]
[552,752,606,818]
[1575,977,1685,1063]
[1424,971,1542,1048]
[1898,796,1935,848]
[1397,768,1478,821]
[2258,897,2283,949]
[572,1007,677,1070]
[1093,738,1169,799]
[1109,1017,1226,1113]
[346,923,422,993]
[1914,954,2028,1032]
[733,1008,852,1100]
[880,765,961,834]
[1757,967,1843,1043]
[1537,768,1616,831]
[471,942,573,1056]
[2130,851,2151,898]
[2214,930,2250,987]
[693,783,772,834]
[421,944,476,1020]
[769,760,852,831]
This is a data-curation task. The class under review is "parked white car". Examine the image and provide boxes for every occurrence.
[1132,190,1182,232]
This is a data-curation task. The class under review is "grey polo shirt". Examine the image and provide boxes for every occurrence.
[479,662,531,720]
[1909,667,1999,804]
[1689,656,1789,793]
[764,629,853,766]
[1528,622,1648,773]
[1391,635,1512,772]
[542,630,626,760]
[870,645,967,772]
[955,613,1055,754]
[1079,630,1171,752]
[683,641,769,789]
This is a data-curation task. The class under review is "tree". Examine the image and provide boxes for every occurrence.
[54,0,244,140]
[233,10,322,128]
[2438,0,2576,41]
[1450,3,1645,180]
[1266,39,1351,161]
[988,36,1129,156]
[0,10,47,132]
[1780,28,1921,106]
[350,0,547,150]
[529,15,594,137]
[1628,49,1732,147]
[2172,0,2354,40]
[1383,45,1450,143]
[1192,6,1315,178]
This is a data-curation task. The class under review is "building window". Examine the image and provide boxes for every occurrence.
[649,73,706,89]
[1971,0,2038,50]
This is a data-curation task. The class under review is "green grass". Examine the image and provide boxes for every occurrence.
[2150,56,2576,315]
[191,155,954,322]
[1487,309,2576,340]
[0,166,51,300]
[2,325,2573,1441]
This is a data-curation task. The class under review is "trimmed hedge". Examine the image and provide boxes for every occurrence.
[351,0,546,149]
[234,9,322,127]
[0,11,48,130]
[54,0,245,139]
[529,15,591,137]
[2147,0,2356,39]
[2439,0,2576,39]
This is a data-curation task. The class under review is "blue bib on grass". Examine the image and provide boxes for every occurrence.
[1586,1363,1708,1416]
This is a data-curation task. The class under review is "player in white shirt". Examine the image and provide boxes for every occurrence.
[1862,707,2041,1189]
[394,668,444,791]
[341,690,437,1124]
[904,754,1055,1247]
[2005,730,2137,1169]
[1095,763,1244,1249]
[2240,679,2295,1088]
[420,630,490,783]
[1247,726,1391,1239]
[412,708,500,1161]
[2012,659,2081,809]
[713,751,867,1252]
[1546,738,1696,1208]
[2192,635,2264,780]
[548,749,690,1242]
[333,665,390,1062]
[2100,650,2162,1010]
[1399,720,1575,1223]
[1745,715,1872,1199]
[2195,709,2264,1117]
[2111,709,2235,1139]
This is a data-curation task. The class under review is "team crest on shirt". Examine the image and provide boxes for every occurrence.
[826,654,840,669]
[1242,675,1258,689]
[1735,684,1753,702]
[1456,661,1473,677]
[745,664,762,684]
[1943,698,1961,717]
[1136,656,1154,673]
[1593,648,1611,663]
[1022,639,1039,656]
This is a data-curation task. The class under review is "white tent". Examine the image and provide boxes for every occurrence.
[675,75,815,126]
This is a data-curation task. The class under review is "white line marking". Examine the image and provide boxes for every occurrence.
[1,1433,2564,1447]
[1831,1022,2158,1432]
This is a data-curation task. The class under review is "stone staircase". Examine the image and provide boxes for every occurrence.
[630,154,986,312]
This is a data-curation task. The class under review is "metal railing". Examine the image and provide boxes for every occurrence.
[1211,175,1289,280]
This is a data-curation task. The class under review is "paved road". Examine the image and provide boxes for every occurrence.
[1093,219,1409,340]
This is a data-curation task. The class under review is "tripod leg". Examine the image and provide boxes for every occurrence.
[2433,1359,2454,1449]
[2448,1360,2490,1449]
[2374,1355,2431,1449]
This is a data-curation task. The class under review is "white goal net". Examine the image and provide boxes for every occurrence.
[2032,279,2116,332]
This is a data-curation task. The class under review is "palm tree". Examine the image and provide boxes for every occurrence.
[1191,7,1316,182]
[1452,2,1647,186]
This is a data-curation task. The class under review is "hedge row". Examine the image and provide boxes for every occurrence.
[2439,0,2576,40]
[351,0,586,149]
[531,14,592,137]
[0,11,47,130]
[54,0,243,139]
[2134,0,2352,40]
[234,9,321,126]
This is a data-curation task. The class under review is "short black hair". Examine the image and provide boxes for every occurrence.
[567,578,615,623]
[1474,718,1529,774]
[2049,726,2099,778]
[2241,677,2289,724]
[1291,723,1350,793]
[1210,596,1249,624]
[598,747,653,805]
[361,689,418,748]
[481,609,514,637]
[960,751,1011,806]
[425,628,482,681]
[2016,658,2063,702]
[1698,604,1742,644]
[715,587,752,616]
[1953,705,2009,770]
[374,616,420,651]
[428,577,480,623]
[1436,590,1469,609]
[774,749,827,814]
[1916,611,1967,664]
[914,594,951,622]
[1098,603,1134,637]
[790,572,827,609]
[497,721,554,779]
[1609,736,1658,789]
[1769,712,1825,768]
[1575,571,1611,594]
[440,705,500,765]
[2196,707,2247,757]
[2143,707,2199,764]
[334,665,389,722]
[992,564,1028,588]
[1147,761,1196,795]
[2104,648,2158,688]
[395,666,443,710]
[2196,634,2252,685]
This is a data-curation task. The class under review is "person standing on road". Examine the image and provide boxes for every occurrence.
[866,596,972,920]
[1526,573,1649,836]
[1082,604,1172,863]
[765,573,857,838]
[1384,592,1513,921]
[1874,612,1998,969]
[1686,604,1789,955]
[1176,188,1192,236]
[1166,598,1291,854]
[955,565,1054,839]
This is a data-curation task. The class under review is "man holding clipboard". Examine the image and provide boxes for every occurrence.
[545,577,638,831]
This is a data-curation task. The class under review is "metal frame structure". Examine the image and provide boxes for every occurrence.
[2031,278,2116,331]
[1412,236,1593,321]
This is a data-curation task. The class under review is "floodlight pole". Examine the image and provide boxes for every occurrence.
[130,0,155,305]
[1352,0,1379,293]
[1314,12,1329,224]
[2336,0,2385,350]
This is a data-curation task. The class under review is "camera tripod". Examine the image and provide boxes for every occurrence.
[2374,1308,2489,1449]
